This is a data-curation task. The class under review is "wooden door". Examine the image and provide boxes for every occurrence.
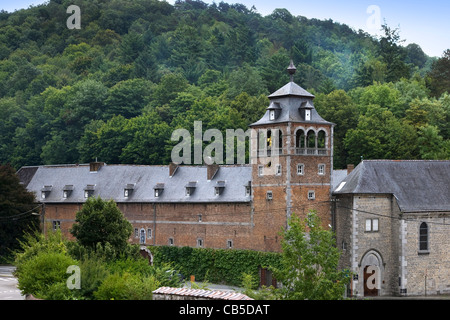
[363,266,379,296]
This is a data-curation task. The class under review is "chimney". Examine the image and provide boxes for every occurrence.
[169,162,178,177]
[347,164,354,175]
[90,161,105,172]
[207,164,219,180]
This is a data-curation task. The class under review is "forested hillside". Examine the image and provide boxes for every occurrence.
[0,0,449,170]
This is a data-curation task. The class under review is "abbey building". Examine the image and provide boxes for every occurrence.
[18,62,450,297]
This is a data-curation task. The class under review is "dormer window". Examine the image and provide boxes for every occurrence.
[63,185,73,198]
[84,185,95,198]
[269,110,275,120]
[41,185,52,199]
[215,181,225,196]
[124,184,135,198]
[154,183,164,198]
[305,109,311,121]
[267,101,281,121]
[185,181,197,197]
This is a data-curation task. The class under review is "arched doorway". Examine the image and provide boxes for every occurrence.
[360,250,383,297]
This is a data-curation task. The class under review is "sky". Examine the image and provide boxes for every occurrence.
[2,0,449,57]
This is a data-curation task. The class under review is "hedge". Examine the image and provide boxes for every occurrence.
[151,246,282,288]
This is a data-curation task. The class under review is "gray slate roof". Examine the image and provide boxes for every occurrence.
[21,164,252,203]
[250,81,334,127]
[332,160,450,213]
[268,81,315,99]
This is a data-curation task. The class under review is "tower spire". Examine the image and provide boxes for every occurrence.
[287,59,296,82]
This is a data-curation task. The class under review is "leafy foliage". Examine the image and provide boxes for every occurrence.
[0,0,448,168]
[272,211,349,300]
[152,245,282,288]
[0,164,39,263]
[70,196,133,252]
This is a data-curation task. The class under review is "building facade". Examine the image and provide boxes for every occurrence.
[17,63,450,297]
[18,62,338,253]
[333,160,450,297]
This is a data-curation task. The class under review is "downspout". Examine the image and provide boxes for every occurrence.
[153,203,156,246]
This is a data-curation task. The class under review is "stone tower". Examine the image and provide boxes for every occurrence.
[249,61,334,252]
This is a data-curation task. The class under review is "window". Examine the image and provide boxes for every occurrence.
[139,229,146,244]
[124,189,129,197]
[134,228,138,238]
[168,238,174,246]
[214,187,220,196]
[227,240,233,249]
[84,185,95,198]
[186,188,191,196]
[52,220,61,231]
[258,165,263,176]
[297,164,304,175]
[305,109,311,121]
[198,214,202,223]
[63,191,68,198]
[197,238,203,248]
[419,222,429,252]
[154,189,159,197]
[266,191,273,200]
[365,219,379,232]
[147,228,152,239]
[269,110,275,120]
[308,190,315,200]
[318,164,325,175]
[276,164,282,176]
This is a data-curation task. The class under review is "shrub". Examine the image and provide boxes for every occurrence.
[94,272,159,300]
[16,251,78,299]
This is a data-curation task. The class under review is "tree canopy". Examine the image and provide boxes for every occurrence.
[0,0,448,170]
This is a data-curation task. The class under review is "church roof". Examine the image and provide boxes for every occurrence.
[333,160,450,213]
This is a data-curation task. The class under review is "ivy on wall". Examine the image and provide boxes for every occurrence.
[151,246,282,288]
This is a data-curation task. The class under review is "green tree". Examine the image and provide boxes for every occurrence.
[314,90,359,169]
[0,164,39,263]
[344,104,418,164]
[378,23,410,82]
[70,197,133,253]
[427,49,450,97]
[272,211,349,300]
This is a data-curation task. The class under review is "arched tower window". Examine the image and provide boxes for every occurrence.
[419,222,429,252]
[296,129,305,154]
[307,130,316,154]
[317,130,326,148]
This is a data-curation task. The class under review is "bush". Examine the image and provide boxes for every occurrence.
[94,272,158,300]
[16,251,78,299]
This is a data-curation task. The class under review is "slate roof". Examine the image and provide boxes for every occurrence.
[250,80,334,127]
[268,81,315,99]
[332,160,450,213]
[20,164,252,203]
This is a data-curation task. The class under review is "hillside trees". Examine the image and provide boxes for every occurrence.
[0,0,447,171]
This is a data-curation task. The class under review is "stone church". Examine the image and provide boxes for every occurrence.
[18,62,450,297]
